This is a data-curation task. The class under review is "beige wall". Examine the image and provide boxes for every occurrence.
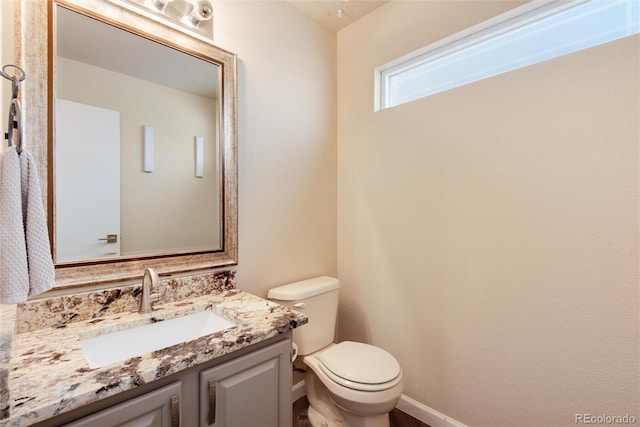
[57,57,219,256]
[337,2,639,426]
[210,0,337,296]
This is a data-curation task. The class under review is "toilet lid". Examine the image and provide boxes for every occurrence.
[317,341,401,388]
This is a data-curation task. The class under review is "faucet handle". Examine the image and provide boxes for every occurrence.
[150,292,161,310]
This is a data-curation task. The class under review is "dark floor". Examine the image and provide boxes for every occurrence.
[293,396,430,427]
[292,397,313,427]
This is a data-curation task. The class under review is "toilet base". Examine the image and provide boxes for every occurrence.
[308,405,346,427]
[306,367,346,426]
[342,411,389,427]
[305,365,392,427]
[307,404,391,427]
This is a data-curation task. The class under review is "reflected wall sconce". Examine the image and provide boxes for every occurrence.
[195,136,204,178]
[110,0,214,40]
[144,125,154,173]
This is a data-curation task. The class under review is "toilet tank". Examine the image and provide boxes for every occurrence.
[268,276,340,355]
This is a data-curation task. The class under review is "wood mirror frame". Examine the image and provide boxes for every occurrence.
[15,0,237,291]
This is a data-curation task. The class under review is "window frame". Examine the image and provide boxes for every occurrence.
[374,0,638,111]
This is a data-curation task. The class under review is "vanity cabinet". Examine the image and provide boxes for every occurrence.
[64,382,182,427]
[33,336,292,427]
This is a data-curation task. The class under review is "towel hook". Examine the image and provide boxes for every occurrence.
[2,64,26,154]
[0,64,26,83]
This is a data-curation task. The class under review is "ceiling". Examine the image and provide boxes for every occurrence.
[57,6,219,98]
[288,0,389,32]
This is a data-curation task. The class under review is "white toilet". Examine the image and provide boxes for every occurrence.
[268,276,403,427]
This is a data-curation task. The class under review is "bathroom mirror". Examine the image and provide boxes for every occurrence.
[47,0,237,288]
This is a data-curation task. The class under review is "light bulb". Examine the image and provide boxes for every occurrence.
[185,0,213,27]
[146,0,171,12]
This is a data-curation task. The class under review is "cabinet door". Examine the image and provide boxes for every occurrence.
[65,382,182,427]
[199,340,292,427]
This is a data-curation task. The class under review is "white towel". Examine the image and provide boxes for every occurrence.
[0,148,27,303]
[0,147,54,303]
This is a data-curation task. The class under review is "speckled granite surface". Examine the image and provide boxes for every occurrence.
[15,270,236,333]
[0,305,17,419]
[0,271,307,427]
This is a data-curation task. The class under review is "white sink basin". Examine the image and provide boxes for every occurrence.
[80,310,237,369]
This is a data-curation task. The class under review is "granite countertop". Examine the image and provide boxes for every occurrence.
[0,289,307,427]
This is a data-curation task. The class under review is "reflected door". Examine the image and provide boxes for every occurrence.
[55,99,120,262]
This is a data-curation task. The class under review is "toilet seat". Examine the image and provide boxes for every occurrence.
[317,341,402,392]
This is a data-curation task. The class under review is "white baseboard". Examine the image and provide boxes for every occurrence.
[292,379,307,403]
[291,382,465,427]
[396,394,467,427]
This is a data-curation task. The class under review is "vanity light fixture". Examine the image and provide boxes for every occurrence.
[143,125,154,173]
[195,136,204,178]
[110,0,214,40]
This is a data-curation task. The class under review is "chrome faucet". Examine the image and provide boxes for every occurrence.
[139,268,161,314]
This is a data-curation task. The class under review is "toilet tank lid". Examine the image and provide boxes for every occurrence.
[267,276,340,300]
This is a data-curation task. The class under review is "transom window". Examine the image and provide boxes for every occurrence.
[375,0,640,111]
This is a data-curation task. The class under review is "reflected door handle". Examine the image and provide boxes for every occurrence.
[98,234,118,243]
